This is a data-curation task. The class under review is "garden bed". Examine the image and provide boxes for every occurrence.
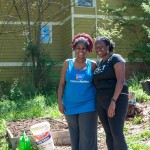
[7,117,71,149]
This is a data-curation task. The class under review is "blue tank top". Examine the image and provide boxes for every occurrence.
[63,59,96,115]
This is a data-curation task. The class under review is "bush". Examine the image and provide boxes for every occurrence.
[128,73,150,102]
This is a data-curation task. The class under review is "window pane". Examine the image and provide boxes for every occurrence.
[41,25,51,43]
[77,0,93,7]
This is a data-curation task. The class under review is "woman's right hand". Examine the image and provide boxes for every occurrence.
[58,101,65,114]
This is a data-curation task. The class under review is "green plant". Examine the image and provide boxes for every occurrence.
[45,91,58,106]
[128,73,150,102]
[130,88,150,102]
[0,93,60,121]
[10,78,25,101]
[127,130,150,150]
[97,0,123,39]
[0,119,9,150]
[132,115,142,124]
[127,140,150,150]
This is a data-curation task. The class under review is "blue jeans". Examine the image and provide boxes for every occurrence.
[66,111,98,150]
[96,94,128,150]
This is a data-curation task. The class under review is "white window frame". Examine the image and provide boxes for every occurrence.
[75,0,95,7]
[40,24,52,44]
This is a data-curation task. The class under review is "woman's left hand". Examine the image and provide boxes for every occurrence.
[108,101,116,118]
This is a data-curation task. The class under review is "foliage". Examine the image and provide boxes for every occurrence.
[142,1,150,58]
[98,0,150,62]
[128,73,150,102]
[10,78,25,101]
[130,88,150,102]
[0,119,7,137]
[128,42,150,62]
[45,91,58,106]
[0,90,59,121]
[0,81,11,100]
[124,0,150,62]
[0,67,59,101]
[127,130,150,150]
[0,119,9,150]
[96,0,123,39]
[132,115,142,124]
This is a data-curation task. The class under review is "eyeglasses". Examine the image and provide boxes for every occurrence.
[75,48,87,51]
[95,46,102,50]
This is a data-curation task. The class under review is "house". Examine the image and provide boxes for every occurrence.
[0,0,149,81]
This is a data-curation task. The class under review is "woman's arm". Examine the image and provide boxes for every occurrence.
[108,62,125,117]
[58,60,68,114]
[91,60,97,72]
[112,62,125,100]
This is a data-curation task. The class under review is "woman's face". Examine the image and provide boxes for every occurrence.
[95,40,109,58]
[75,42,87,58]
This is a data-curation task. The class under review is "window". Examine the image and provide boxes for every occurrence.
[76,0,93,7]
[41,25,52,43]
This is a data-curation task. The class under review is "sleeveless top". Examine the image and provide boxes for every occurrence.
[63,59,96,115]
[93,54,128,96]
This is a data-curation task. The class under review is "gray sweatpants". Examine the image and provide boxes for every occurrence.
[66,111,98,150]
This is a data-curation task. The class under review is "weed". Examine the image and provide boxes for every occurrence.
[132,116,142,124]
[127,130,150,150]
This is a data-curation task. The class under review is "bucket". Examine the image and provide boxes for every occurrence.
[30,121,55,150]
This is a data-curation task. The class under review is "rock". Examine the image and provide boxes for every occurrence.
[140,79,150,95]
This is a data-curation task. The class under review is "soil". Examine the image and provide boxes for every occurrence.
[6,102,150,150]
[7,117,68,137]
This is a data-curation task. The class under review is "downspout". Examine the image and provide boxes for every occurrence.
[95,0,98,37]
[95,0,99,61]
[71,0,75,58]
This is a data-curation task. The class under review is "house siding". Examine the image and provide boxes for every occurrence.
[0,25,25,62]
[0,0,149,80]
[74,18,97,58]
[0,67,24,81]
[74,7,96,15]
[61,19,72,59]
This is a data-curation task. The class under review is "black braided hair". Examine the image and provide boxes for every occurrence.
[95,36,115,52]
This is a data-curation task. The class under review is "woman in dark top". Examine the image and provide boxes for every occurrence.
[93,36,128,150]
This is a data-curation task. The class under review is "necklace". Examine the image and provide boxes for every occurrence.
[74,58,87,71]
[102,53,112,63]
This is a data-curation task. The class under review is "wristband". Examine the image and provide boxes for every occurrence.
[111,98,116,103]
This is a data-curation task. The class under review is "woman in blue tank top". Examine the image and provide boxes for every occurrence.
[58,33,98,150]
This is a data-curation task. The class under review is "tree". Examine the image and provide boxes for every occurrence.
[0,0,73,94]
[96,0,150,63]
[142,0,150,51]
[96,0,123,39]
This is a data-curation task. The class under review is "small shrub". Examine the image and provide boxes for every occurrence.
[129,88,150,102]
[132,116,142,124]
[45,91,58,106]
[127,130,150,150]
[0,119,9,150]
[128,73,150,102]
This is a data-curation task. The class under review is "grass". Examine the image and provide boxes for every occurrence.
[0,95,61,121]
[128,73,150,102]
[0,119,9,150]
[132,115,143,124]
[126,129,150,150]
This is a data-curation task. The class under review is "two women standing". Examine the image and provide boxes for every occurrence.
[58,33,128,150]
